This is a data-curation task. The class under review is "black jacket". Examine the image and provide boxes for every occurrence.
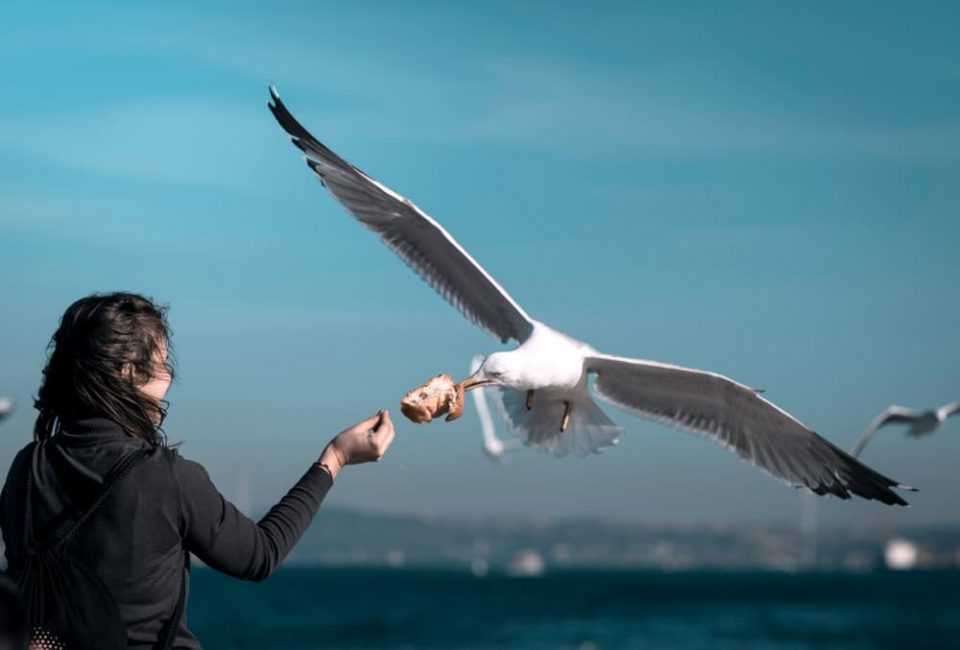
[0,417,333,649]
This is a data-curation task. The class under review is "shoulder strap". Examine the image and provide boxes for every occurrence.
[56,447,150,549]
[23,446,150,552]
[18,442,39,553]
[157,551,189,650]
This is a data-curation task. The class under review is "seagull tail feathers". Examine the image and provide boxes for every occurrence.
[488,387,621,458]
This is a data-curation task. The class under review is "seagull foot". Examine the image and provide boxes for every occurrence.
[560,400,572,433]
[526,390,534,411]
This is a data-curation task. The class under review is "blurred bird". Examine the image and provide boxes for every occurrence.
[798,401,957,565]
[0,397,13,424]
[469,356,522,463]
[851,402,960,458]
[269,88,913,506]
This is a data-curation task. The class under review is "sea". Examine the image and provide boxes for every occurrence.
[186,567,960,650]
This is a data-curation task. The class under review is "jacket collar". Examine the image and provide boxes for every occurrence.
[57,417,135,447]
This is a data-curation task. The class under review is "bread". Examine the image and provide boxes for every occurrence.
[400,374,465,424]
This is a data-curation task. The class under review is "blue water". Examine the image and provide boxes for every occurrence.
[187,568,960,649]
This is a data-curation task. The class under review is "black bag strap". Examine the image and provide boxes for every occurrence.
[18,441,38,553]
[23,446,150,553]
[157,552,189,650]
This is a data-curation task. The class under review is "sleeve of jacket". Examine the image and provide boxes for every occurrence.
[0,444,36,567]
[175,454,333,581]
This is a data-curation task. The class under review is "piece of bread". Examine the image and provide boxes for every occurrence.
[400,374,465,424]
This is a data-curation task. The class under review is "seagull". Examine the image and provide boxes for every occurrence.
[470,355,523,463]
[0,397,13,424]
[268,88,913,506]
[851,402,960,458]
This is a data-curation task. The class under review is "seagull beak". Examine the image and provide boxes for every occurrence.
[459,370,496,392]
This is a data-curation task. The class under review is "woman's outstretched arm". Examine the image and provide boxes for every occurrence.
[177,410,395,581]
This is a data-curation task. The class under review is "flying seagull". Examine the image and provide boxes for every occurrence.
[851,402,960,458]
[268,88,913,506]
[0,397,13,424]
[470,355,523,463]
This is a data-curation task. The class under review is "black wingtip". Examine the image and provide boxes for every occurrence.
[265,88,361,175]
[289,136,307,153]
[266,88,378,188]
[266,86,315,142]
[267,86,282,114]
[821,438,913,506]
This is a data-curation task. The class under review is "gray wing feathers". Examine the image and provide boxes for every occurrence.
[586,354,911,505]
[849,406,923,458]
[939,401,960,420]
[268,89,534,344]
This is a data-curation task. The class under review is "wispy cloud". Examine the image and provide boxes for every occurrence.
[210,46,960,162]
[0,196,69,224]
[0,100,280,190]
[4,10,957,167]
[434,58,960,162]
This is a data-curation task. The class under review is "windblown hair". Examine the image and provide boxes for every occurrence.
[34,292,175,445]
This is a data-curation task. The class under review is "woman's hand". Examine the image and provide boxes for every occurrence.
[318,410,396,479]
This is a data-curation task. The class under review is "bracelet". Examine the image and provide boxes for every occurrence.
[315,461,336,480]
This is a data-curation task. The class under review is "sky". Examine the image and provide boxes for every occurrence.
[1,1,958,526]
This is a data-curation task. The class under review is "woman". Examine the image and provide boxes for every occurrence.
[0,292,395,648]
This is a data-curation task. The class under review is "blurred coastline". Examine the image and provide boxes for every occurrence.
[4,507,956,575]
[283,508,960,575]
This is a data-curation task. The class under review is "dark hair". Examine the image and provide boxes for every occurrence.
[33,292,175,446]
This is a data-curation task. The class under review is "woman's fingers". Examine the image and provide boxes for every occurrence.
[328,410,396,466]
[378,429,396,459]
[370,410,395,460]
[355,411,385,434]
[373,410,392,435]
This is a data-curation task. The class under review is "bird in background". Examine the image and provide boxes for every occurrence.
[268,87,913,506]
[799,401,957,564]
[0,397,13,424]
[469,355,523,463]
[851,402,960,458]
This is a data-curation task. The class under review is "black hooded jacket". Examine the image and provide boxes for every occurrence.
[0,417,333,649]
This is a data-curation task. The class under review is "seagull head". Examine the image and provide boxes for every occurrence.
[460,352,523,391]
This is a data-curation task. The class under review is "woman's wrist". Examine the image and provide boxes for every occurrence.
[317,445,344,480]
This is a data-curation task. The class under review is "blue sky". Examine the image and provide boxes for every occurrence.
[1,1,958,525]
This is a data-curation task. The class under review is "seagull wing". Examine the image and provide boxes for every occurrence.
[938,401,960,420]
[268,89,535,344]
[585,353,912,505]
[0,397,13,423]
[850,406,925,457]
